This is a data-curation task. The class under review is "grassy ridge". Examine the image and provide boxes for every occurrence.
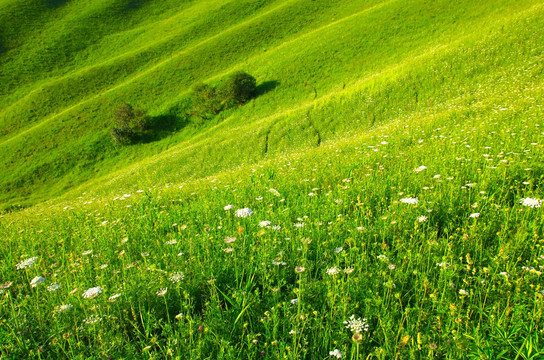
[0,0,540,208]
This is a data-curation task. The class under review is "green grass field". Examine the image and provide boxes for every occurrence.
[1,0,543,358]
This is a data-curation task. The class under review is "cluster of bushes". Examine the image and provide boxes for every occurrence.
[191,71,257,119]
[111,71,257,144]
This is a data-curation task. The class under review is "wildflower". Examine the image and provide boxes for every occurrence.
[108,293,121,302]
[165,240,177,245]
[352,333,363,342]
[413,165,427,173]
[235,208,254,218]
[294,222,305,228]
[169,272,184,283]
[224,205,234,210]
[224,248,234,253]
[47,283,61,292]
[308,192,315,196]
[377,254,389,262]
[269,188,280,196]
[469,213,480,218]
[344,267,354,274]
[290,298,299,305]
[433,174,441,179]
[295,266,305,273]
[30,276,46,288]
[436,262,451,268]
[224,236,236,244]
[156,288,168,296]
[55,304,73,313]
[82,315,102,325]
[272,225,281,230]
[175,313,184,320]
[344,315,369,333]
[82,286,103,299]
[499,272,510,278]
[400,197,419,205]
[459,289,469,296]
[520,198,542,208]
[289,329,297,335]
[329,349,344,359]
[388,264,396,270]
[417,215,428,223]
[326,267,340,276]
[16,257,38,270]
[82,250,93,256]
[259,220,271,227]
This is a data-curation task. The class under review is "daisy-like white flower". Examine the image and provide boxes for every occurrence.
[47,283,61,292]
[30,276,46,288]
[520,198,542,208]
[224,236,236,244]
[469,212,480,218]
[82,286,103,299]
[235,208,253,218]
[224,205,234,211]
[344,315,369,333]
[329,349,344,359]
[269,188,281,197]
[417,215,428,223]
[259,220,271,228]
[55,304,73,313]
[16,257,38,270]
[156,288,168,297]
[169,272,184,283]
[400,197,419,205]
[108,293,121,302]
[326,267,340,276]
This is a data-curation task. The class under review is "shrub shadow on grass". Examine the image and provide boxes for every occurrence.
[45,0,69,8]
[136,113,189,144]
[255,80,279,97]
[124,0,150,11]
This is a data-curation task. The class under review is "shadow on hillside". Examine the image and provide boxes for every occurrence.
[136,113,189,144]
[124,0,149,11]
[255,80,279,97]
[45,0,69,8]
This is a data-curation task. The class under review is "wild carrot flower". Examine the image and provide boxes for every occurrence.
[55,304,73,313]
[259,220,271,227]
[224,205,234,210]
[520,198,542,208]
[16,257,38,270]
[47,283,61,292]
[329,349,344,358]
[400,197,419,205]
[344,315,369,333]
[235,208,254,218]
[469,213,480,218]
[326,267,340,276]
[82,286,103,299]
[30,276,46,288]
[169,272,184,283]
[156,288,168,296]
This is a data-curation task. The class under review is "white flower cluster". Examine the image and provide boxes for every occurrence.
[235,208,254,218]
[344,315,369,333]
[169,272,184,283]
[326,267,340,276]
[55,304,73,313]
[520,198,542,208]
[82,286,103,299]
[329,349,344,358]
[30,276,46,288]
[400,197,419,205]
[16,257,39,270]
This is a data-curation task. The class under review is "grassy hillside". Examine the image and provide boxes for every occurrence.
[0,0,540,208]
[1,0,544,359]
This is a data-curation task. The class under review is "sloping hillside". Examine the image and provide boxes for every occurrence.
[0,1,543,359]
[0,0,540,208]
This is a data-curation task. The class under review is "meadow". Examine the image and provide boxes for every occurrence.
[1,0,544,359]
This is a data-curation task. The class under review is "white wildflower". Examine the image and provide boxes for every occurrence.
[459,289,469,296]
[400,197,419,205]
[47,283,61,292]
[469,213,480,218]
[334,247,343,253]
[55,304,73,313]
[169,272,184,283]
[82,286,103,299]
[520,198,542,208]
[269,188,281,197]
[413,165,427,173]
[344,315,369,333]
[259,220,271,227]
[30,276,46,288]
[417,215,428,223]
[16,257,38,270]
[235,208,254,218]
[108,293,121,302]
[329,349,344,359]
[83,315,102,325]
[224,205,234,210]
[156,288,168,297]
[326,267,340,276]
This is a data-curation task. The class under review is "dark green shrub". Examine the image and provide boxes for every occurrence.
[110,103,148,144]
[190,83,222,119]
[220,71,257,107]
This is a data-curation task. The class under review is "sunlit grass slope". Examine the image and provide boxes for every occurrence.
[0,0,540,208]
[1,41,543,358]
[1,0,544,358]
